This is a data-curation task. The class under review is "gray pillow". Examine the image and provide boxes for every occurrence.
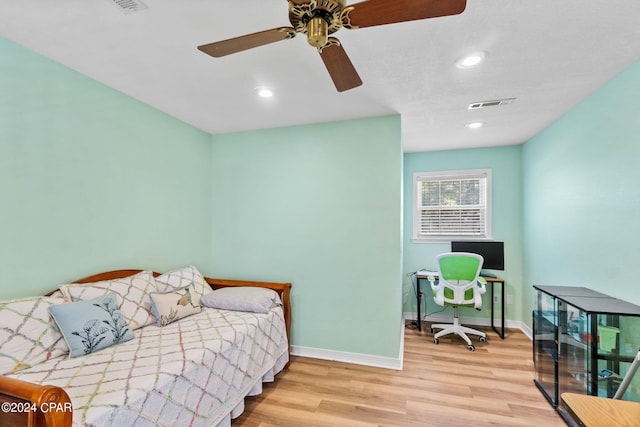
[200,287,281,313]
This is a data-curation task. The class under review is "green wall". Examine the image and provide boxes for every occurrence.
[4,25,639,364]
[403,146,524,323]
[209,116,403,359]
[0,37,213,298]
[1,36,404,361]
[522,60,640,320]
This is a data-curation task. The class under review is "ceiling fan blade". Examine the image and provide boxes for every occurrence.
[319,40,363,92]
[197,27,296,58]
[344,0,466,29]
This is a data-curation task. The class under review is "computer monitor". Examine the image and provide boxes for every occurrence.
[451,241,504,270]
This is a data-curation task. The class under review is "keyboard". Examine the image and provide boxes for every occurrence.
[416,269,438,276]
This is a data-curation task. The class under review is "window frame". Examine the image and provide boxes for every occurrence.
[412,168,492,243]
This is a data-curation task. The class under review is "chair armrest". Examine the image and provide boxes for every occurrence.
[473,277,487,309]
[428,276,443,292]
[428,276,446,306]
[477,277,487,294]
[433,290,445,306]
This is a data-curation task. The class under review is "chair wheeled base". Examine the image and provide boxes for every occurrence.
[431,307,486,351]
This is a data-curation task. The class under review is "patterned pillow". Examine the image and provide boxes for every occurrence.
[49,293,134,358]
[58,270,158,330]
[0,296,69,374]
[49,290,65,299]
[155,265,212,306]
[149,284,202,326]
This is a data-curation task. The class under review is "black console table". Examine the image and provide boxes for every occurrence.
[532,285,640,424]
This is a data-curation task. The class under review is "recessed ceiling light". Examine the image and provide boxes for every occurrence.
[255,87,274,98]
[465,121,484,129]
[456,52,486,69]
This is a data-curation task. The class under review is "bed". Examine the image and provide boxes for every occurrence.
[0,269,292,427]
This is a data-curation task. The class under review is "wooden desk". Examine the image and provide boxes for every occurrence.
[415,273,505,338]
[561,393,640,427]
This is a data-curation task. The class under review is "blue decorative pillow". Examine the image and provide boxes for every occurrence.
[48,293,134,358]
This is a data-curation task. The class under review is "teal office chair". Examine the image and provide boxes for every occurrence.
[428,252,487,351]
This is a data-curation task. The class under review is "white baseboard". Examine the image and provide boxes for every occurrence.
[519,323,533,340]
[290,320,405,371]
[290,316,533,372]
[403,311,533,339]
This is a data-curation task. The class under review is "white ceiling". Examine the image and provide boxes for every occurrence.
[1,0,639,152]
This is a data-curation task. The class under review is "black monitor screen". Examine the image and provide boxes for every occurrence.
[451,241,504,270]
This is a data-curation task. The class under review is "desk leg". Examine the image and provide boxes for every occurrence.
[490,281,495,333]
[490,281,505,339]
[501,282,505,338]
[416,277,422,332]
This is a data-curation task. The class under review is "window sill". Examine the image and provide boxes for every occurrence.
[411,237,491,244]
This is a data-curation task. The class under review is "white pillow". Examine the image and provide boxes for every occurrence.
[200,287,282,314]
[0,296,69,374]
[58,270,158,330]
[155,265,212,306]
[49,290,65,299]
[149,284,202,326]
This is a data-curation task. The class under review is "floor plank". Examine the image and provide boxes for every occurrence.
[233,322,565,426]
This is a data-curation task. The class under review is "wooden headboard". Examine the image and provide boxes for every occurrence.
[70,270,292,345]
[1,269,292,427]
[70,270,292,346]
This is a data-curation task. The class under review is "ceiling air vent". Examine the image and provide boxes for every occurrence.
[106,0,148,14]
[468,98,515,110]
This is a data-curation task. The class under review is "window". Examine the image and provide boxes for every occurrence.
[412,169,491,242]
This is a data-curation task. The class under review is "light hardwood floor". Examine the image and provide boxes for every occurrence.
[234,322,566,426]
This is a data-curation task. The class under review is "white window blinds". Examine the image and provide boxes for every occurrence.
[413,169,491,241]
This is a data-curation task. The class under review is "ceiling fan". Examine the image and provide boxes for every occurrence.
[197,0,467,92]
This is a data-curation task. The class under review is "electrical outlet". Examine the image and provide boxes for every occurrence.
[506,295,513,305]
[493,295,499,304]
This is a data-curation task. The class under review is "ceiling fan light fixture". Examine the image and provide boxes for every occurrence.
[307,16,329,48]
[465,121,485,129]
[456,51,486,69]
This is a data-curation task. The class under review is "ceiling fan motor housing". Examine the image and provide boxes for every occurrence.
[289,0,347,47]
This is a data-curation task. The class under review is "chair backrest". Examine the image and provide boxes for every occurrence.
[438,252,483,282]
[435,252,484,306]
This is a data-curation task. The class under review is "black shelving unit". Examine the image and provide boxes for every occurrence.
[532,285,640,424]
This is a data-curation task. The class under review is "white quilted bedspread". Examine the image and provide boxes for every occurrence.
[8,306,289,426]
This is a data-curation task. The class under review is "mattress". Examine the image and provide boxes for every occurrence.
[8,306,289,426]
